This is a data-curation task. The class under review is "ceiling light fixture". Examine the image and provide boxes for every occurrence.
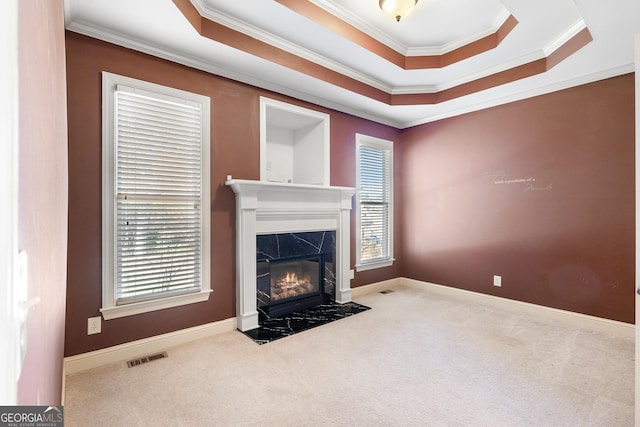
[379,0,418,22]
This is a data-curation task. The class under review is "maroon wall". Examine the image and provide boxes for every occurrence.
[399,74,635,323]
[18,0,68,404]
[66,30,634,358]
[65,32,402,356]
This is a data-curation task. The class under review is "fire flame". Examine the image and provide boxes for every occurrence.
[271,271,314,301]
[285,272,298,283]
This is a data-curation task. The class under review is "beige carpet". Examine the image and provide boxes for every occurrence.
[64,285,634,426]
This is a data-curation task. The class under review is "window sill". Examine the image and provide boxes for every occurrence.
[101,289,212,320]
[355,258,395,272]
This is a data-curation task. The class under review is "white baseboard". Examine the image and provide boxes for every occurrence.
[354,278,634,338]
[61,363,66,406]
[64,317,237,375]
[351,277,403,298]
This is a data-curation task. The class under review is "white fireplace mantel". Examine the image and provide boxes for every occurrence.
[226,177,356,331]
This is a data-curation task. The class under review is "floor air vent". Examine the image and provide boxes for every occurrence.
[127,351,168,368]
[379,289,395,294]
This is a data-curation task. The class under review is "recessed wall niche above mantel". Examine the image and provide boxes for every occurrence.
[260,97,330,186]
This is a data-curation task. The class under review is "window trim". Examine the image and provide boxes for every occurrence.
[101,72,211,320]
[355,133,394,272]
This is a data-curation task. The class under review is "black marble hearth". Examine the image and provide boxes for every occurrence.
[241,301,370,345]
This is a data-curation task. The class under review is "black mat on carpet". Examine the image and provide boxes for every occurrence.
[242,301,370,345]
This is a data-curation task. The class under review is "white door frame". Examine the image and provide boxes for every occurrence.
[0,0,19,405]
[634,32,639,427]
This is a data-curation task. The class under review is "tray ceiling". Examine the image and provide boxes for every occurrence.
[65,0,639,128]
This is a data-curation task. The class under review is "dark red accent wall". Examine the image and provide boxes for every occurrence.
[398,74,635,323]
[64,32,402,356]
[66,31,634,357]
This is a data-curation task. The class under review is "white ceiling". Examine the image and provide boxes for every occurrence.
[65,0,639,128]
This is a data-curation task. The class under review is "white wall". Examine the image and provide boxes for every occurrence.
[266,126,294,183]
[293,123,325,185]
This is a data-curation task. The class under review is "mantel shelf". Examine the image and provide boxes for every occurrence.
[225,178,355,197]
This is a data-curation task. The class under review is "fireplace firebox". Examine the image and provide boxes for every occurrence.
[257,254,325,318]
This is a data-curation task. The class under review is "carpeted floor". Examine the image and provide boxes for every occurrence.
[64,285,634,426]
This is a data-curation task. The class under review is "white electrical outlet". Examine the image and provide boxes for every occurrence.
[87,316,101,335]
[493,275,502,287]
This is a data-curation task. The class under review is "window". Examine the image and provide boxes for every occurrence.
[355,134,394,271]
[101,72,211,320]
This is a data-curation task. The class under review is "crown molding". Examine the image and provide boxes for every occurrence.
[407,9,512,56]
[309,0,406,53]
[65,20,631,130]
[543,19,587,56]
[390,50,544,95]
[391,18,590,95]
[65,1,620,129]
[64,0,76,24]
[65,21,405,128]
[439,50,546,92]
[192,0,392,92]
[68,0,557,99]
[182,0,586,104]
[312,0,512,57]
[404,63,635,127]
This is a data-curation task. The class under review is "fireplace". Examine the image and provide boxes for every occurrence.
[257,254,325,317]
[256,231,335,319]
[226,178,355,331]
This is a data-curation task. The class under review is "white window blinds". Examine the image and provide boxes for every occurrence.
[114,85,204,305]
[358,138,393,264]
[102,72,211,319]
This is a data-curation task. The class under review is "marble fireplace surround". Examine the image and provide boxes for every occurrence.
[226,178,356,331]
